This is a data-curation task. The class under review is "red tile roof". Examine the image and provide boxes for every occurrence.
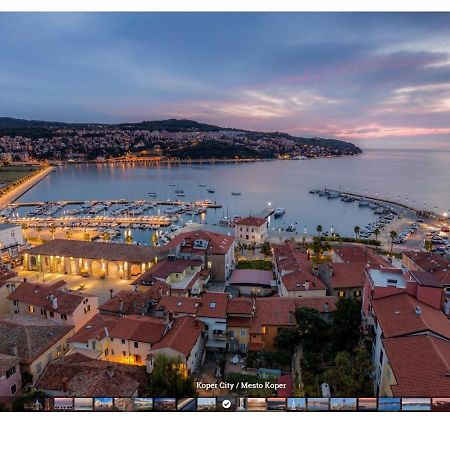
[281,270,326,292]
[372,292,450,339]
[151,315,204,356]
[35,353,148,397]
[227,297,254,316]
[293,296,337,313]
[333,244,387,266]
[383,335,450,397]
[325,262,368,288]
[0,353,20,376]
[163,230,235,255]
[234,216,267,227]
[229,269,273,286]
[134,259,202,282]
[7,281,95,315]
[227,317,252,328]
[402,251,450,272]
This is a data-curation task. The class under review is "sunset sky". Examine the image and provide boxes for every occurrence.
[1,13,450,148]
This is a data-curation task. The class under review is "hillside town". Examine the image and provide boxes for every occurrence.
[0,211,449,402]
[0,119,362,163]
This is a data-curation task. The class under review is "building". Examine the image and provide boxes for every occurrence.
[157,292,229,350]
[99,285,170,316]
[0,315,74,381]
[7,280,98,331]
[0,353,21,396]
[35,352,148,397]
[132,259,209,296]
[234,216,268,244]
[24,239,159,280]
[402,251,450,273]
[161,230,235,282]
[331,244,387,266]
[227,297,255,352]
[228,269,275,297]
[147,315,205,375]
[0,270,20,314]
[0,223,25,265]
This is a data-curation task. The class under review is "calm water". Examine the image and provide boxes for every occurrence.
[17,148,450,238]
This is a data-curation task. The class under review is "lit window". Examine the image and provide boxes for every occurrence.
[28,305,34,313]
[338,291,345,298]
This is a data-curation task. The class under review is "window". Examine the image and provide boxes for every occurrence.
[110,337,114,342]
[104,348,109,357]
[84,305,90,314]
[338,291,345,298]
[229,330,235,338]
[111,349,114,355]
[121,339,126,345]
[61,314,67,320]
[134,354,141,364]
[240,343,247,350]
[40,308,46,316]
[49,311,54,318]
[6,366,16,379]
[28,305,34,313]
[354,290,361,297]
[122,351,126,357]
[83,298,89,304]
[13,300,18,306]
[240,330,247,337]
[134,341,139,348]
[10,384,16,395]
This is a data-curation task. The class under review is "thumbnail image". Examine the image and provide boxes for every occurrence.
[154,398,176,412]
[94,398,114,411]
[236,398,247,411]
[216,397,237,412]
[358,398,378,411]
[133,398,154,411]
[287,398,306,411]
[330,398,357,411]
[114,398,134,412]
[267,397,286,411]
[197,397,217,412]
[431,398,450,412]
[53,398,74,411]
[378,398,401,412]
[401,398,431,411]
[23,398,44,411]
[246,398,267,412]
[177,398,197,411]
[307,398,330,411]
[74,398,93,411]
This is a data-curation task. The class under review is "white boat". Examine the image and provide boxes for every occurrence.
[274,208,286,217]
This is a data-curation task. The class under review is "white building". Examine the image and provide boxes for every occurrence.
[0,224,25,264]
[234,216,268,244]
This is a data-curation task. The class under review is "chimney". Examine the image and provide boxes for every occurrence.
[415,306,422,315]
[106,365,115,378]
[304,280,310,290]
[324,302,329,313]
[329,265,334,277]
[104,326,109,337]
[11,345,18,356]
[51,295,58,310]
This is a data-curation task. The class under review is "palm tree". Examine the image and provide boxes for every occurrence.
[389,230,398,254]
[373,228,380,244]
[21,222,29,239]
[125,234,133,245]
[249,241,257,258]
[49,223,57,240]
[260,241,272,258]
[102,231,111,242]
[83,231,91,241]
[65,229,73,240]
[354,225,361,241]
[316,224,323,238]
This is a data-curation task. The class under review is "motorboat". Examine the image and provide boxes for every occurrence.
[274,207,286,217]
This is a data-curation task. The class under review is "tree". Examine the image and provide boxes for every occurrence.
[125,233,133,244]
[323,343,373,397]
[295,307,330,352]
[21,222,29,239]
[249,241,256,257]
[49,224,57,239]
[354,225,360,241]
[389,230,398,254]
[102,231,111,242]
[316,224,323,238]
[274,328,299,355]
[65,229,73,240]
[330,298,362,352]
[373,228,380,244]
[83,231,91,241]
[148,353,196,397]
[260,241,272,258]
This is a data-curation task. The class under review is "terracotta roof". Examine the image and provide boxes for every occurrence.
[293,296,337,313]
[227,297,254,316]
[251,297,297,332]
[234,216,267,227]
[0,353,20,376]
[281,270,326,292]
[69,314,167,344]
[0,315,73,365]
[133,259,202,283]
[7,281,95,315]
[383,335,450,397]
[324,262,368,288]
[158,292,229,319]
[162,230,235,255]
[27,239,159,263]
[333,244,387,266]
[410,270,450,287]
[0,270,18,288]
[227,317,252,328]
[402,251,450,272]
[372,292,450,339]
[99,284,170,315]
[35,353,147,397]
[229,269,273,286]
[151,316,204,356]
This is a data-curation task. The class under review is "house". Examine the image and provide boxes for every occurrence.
[35,352,148,397]
[7,281,99,331]
[160,230,235,282]
[0,353,21,396]
[67,314,168,365]
[147,315,205,375]
[331,244,387,266]
[131,259,209,296]
[228,269,275,297]
[0,315,74,381]
[234,216,268,244]
[0,223,25,264]
[99,285,170,316]
[24,239,159,280]
[157,292,229,350]
[227,297,255,352]
[402,251,450,273]
[0,270,20,314]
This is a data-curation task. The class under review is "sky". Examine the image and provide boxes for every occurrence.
[1,12,450,149]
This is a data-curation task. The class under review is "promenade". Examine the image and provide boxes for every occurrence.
[0,166,54,210]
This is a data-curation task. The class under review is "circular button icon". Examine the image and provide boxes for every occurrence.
[222,399,231,409]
